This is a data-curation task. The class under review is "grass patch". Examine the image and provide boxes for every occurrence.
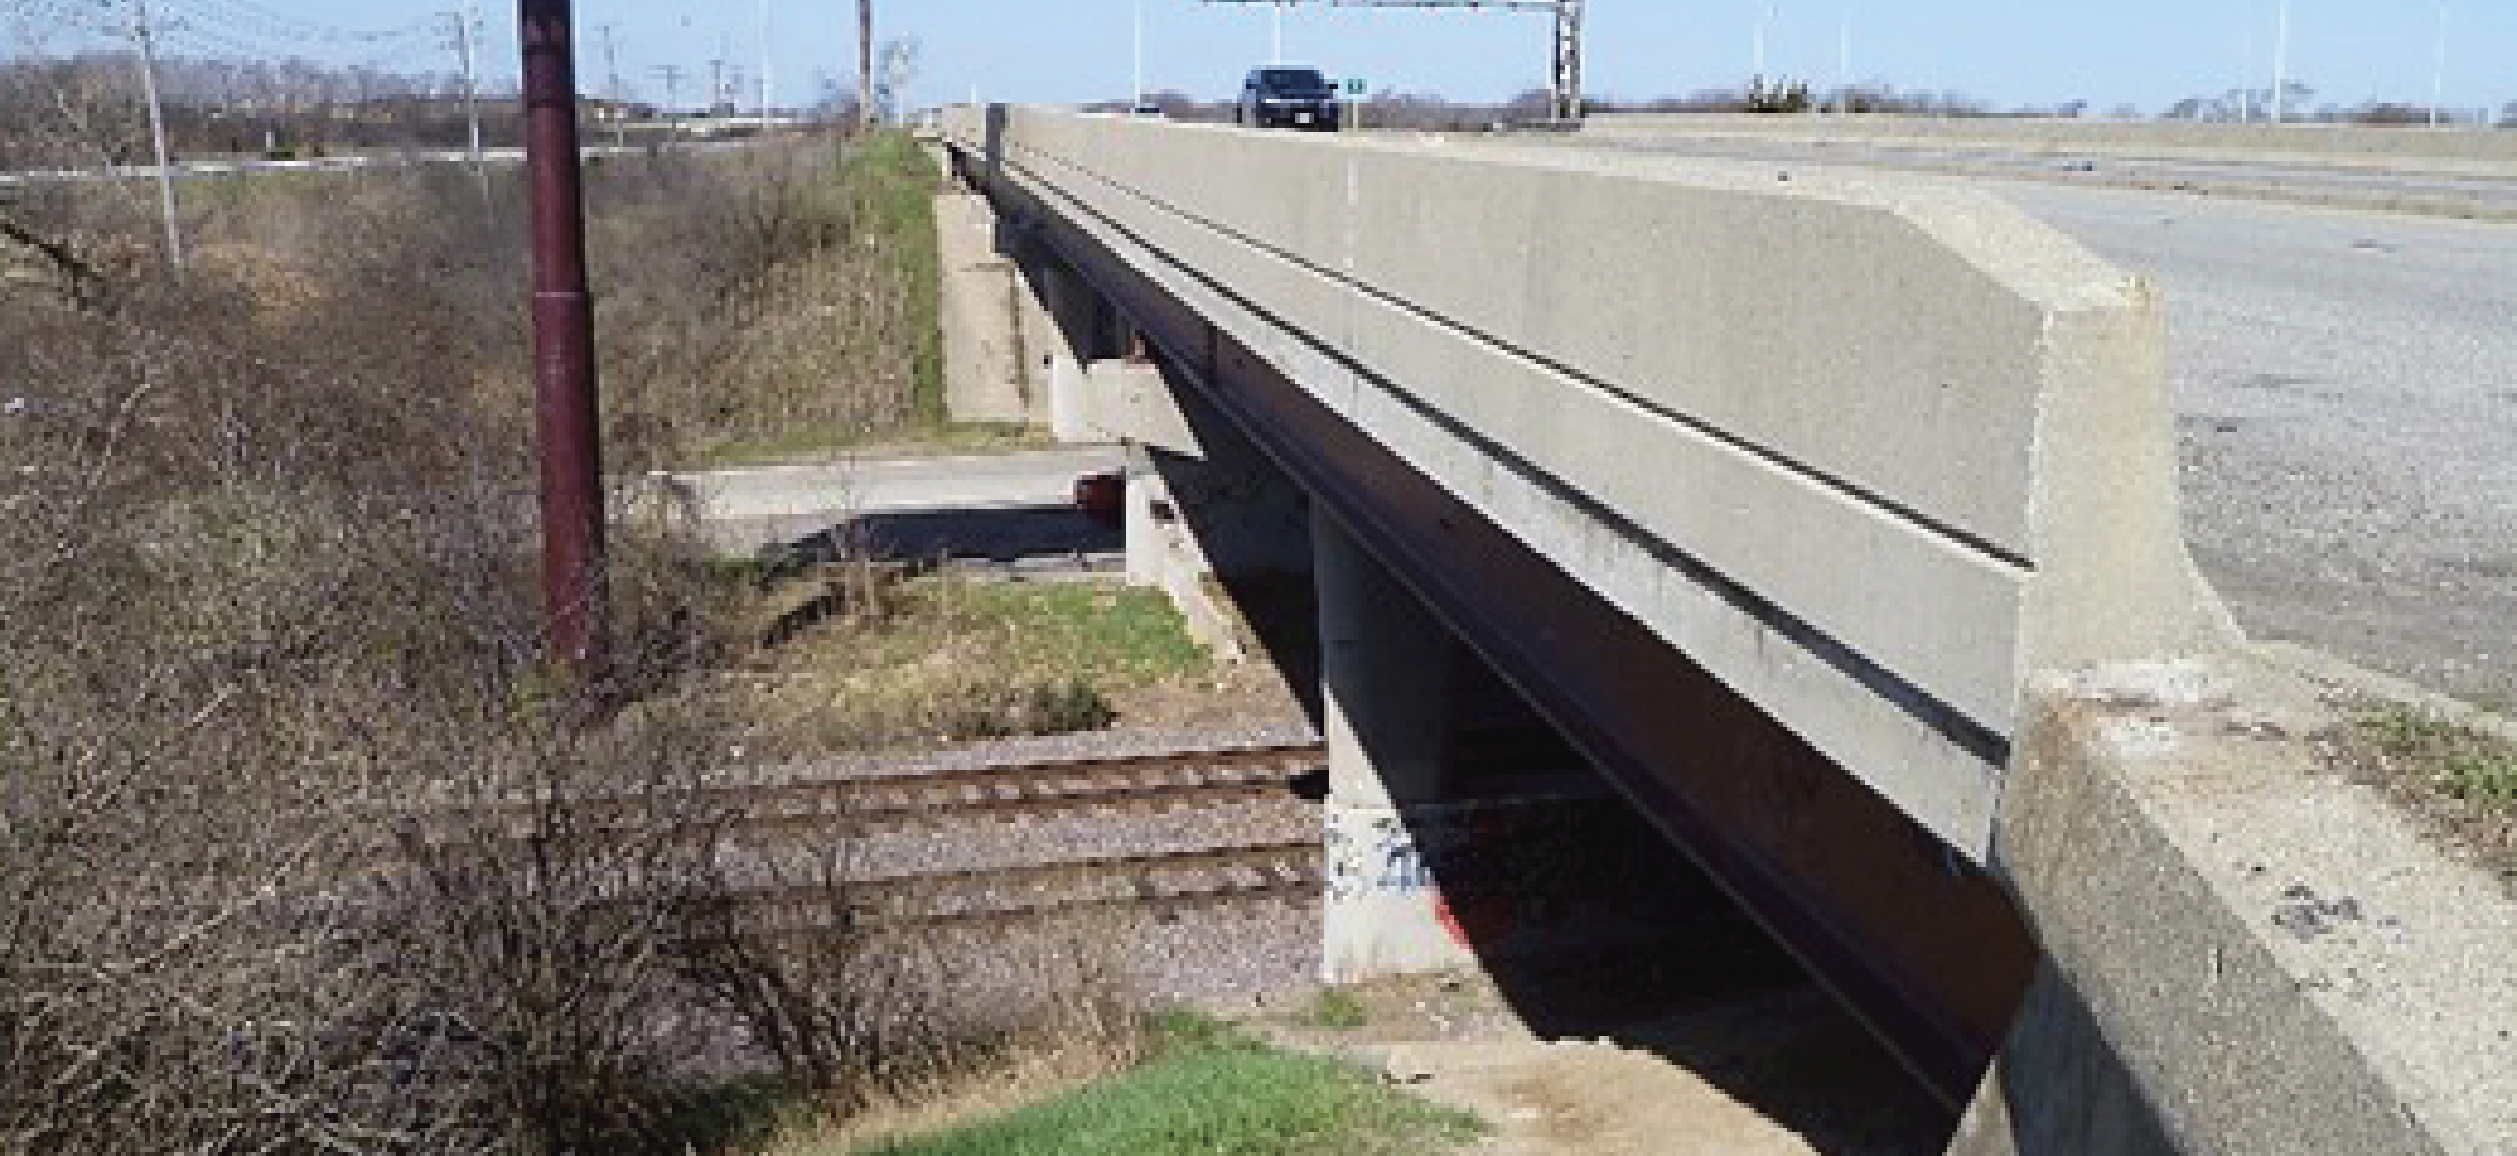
[714,576,1212,756]
[830,1011,1480,1156]
[1299,987,1370,1031]
[2357,705,2517,804]
[697,421,1048,469]
[845,130,947,428]
[2326,701,2517,885]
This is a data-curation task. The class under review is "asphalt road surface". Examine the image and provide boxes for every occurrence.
[1572,134,2516,707]
[1574,132,2517,216]
[2000,185,2517,708]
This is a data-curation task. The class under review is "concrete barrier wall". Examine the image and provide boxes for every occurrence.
[1949,658,2517,1155]
[1584,113,2517,174]
[943,105,2228,859]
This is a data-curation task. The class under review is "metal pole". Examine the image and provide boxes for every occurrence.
[1551,0,1584,120]
[1134,0,1145,107]
[601,23,626,146]
[759,0,773,119]
[1753,0,1774,80]
[2240,23,2254,121]
[1272,3,1284,63]
[652,64,685,143]
[1835,3,1851,115]
[130,0,183,272]
[857,0,874,129]
[518,0,608,678]
[2429,1,2448,127]
[2270,0,2289,123]
[456,2,489,203]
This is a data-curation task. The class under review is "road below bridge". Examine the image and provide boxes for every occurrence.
[1559,135,2517,709]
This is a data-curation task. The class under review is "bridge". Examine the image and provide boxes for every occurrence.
[936,107,2515,1155]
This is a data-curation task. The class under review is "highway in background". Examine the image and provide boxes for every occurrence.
[1575,131,2517,708]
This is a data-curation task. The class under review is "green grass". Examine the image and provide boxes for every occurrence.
[696,421,1048,469]
[843,1012,1480,1156]
[1299,987,1370,1031]
[723,577,1211,755]
[2358,705,2517,805]
[949,583,1211,689]
[841,130,947,428]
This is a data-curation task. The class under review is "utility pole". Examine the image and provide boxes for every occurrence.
[600,23,627,146]
[519,0,609,679]
[2430,1,2449,128]
[758,0,773,120]
[2270,0,2290,123]
[128,0,184,271]
[449,2,488,203]
[650,63,686,142]
[1753,1,1774,80]
[1834,3,1852,116]
[856,0,874,130]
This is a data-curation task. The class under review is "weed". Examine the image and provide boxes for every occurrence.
[835,1010,1482,1156]
[2355,705,2517,804]
[716,576,1209,757]
[1302,987,1370,1031]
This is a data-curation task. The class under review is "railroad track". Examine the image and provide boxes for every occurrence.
[423,740,1328,839]
[722,840,1324,936]
[396,742,1332,932]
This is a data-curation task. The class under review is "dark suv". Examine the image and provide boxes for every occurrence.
[1236,66,1339,131]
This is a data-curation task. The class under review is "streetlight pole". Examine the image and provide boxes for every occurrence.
[518,0,609,679]
[2430,1,2448,127]
[1134,0,1146,107]
[2269,0,2290,123]
[1835,2,1852,115]
[1272,3,1284,63]
[1753,0,1775,80]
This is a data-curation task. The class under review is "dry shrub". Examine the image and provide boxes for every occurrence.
[0,141,951,1153]
[679,861,1149,1136]
[586,142,932,463]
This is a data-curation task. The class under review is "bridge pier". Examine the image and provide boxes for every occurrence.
[1314,507,1482,980]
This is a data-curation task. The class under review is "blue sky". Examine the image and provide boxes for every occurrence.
[16,1,2514,117]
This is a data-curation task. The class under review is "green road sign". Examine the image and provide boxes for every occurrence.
[1345,78,1366,95]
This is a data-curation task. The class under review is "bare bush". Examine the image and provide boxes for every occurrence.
[0,117,954,1151]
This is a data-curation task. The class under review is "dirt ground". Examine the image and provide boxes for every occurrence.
[1234,964,1952,1156]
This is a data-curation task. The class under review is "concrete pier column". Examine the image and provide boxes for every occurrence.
[1314,508,1482,982]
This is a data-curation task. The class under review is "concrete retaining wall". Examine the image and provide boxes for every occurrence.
[1583,113,2517,176]
[943,105,2229,859]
